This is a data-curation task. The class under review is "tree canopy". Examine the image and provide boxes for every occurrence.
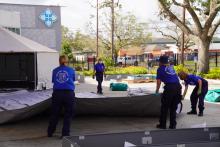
[87,1,151,57]
[158,0,220,73]
[61,26,96,60]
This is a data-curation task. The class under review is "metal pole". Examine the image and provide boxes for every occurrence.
[94,56,96,70]
[124,54,126,67]
[181,7,186,65]
[34,53,37,90]
[96,0,99,58]
[87,55,89,71]
[147,54,149,70]
[111,0,115,62]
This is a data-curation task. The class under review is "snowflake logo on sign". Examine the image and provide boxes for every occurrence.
[39,8,57,27]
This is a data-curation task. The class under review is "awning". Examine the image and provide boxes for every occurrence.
[0,27,57,53]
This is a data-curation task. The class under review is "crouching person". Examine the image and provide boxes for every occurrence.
[156,56,181,129]
[178,71,208,116]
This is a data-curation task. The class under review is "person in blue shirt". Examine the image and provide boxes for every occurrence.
[93,58,106,94]
[48,55,76,137]
[178,71,208,116]
[155,56,181,129]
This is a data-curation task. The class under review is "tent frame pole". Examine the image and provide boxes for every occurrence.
[34,52,38,90]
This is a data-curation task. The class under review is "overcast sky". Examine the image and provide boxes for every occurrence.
[0,0,159,32]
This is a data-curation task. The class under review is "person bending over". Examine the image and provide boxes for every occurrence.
[178,71,208,117]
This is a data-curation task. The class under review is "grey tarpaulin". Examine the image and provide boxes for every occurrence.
[75,92,161,116]
[75,89,183,116]
[0,90,52,124]
[0,90,161,124]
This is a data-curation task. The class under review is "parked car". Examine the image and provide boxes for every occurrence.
[117,56,138,65]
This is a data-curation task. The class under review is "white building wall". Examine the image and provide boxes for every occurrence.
[0,10,20,28]
[0,3,61,51]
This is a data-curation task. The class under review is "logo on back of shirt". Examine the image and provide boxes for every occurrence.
[165,66,176,75]
[56,70,69,83]
[190,82,196,85]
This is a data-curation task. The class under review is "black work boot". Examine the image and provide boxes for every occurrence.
[198,111,203,117]
[169,125,176,129]
[156,124,166,129]
[187,110,197,115]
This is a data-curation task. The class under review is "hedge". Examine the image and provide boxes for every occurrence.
[77,65,220,80]
[77,66,148,76]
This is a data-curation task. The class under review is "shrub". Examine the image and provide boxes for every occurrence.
[122,66,147,75]
[174,64,189,74]
[204,68,220,79]
[82,70,93,76]
[148,67,158,74]
[80,66,148,76]
[103,57,114,69]
[76,71,83,76]
[75,66,83,71]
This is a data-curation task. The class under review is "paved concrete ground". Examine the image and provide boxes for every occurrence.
[0,78,220,147]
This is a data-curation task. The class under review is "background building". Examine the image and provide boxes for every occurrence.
[0,3,61,51]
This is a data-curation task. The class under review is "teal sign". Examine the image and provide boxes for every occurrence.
[39,8,57,27]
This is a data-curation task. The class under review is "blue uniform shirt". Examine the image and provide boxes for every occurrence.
[184,74,203,86]
[52,65,75,90]
[156,65,179,84]
[94,63,105,73]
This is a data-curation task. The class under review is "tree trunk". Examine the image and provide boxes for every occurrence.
[197,39,211,74]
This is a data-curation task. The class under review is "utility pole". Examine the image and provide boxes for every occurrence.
[96,0,99,58]
[111,0,115,62]
[180,7,186,65]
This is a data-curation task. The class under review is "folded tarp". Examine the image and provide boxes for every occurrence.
[205,89,220,102]
[110,83,128,91]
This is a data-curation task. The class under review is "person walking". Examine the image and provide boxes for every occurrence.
[178,71,208,116]
[93,58,105,94]
[48,55,76,137]
[155,56,181,129]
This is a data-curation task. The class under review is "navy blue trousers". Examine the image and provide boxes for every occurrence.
[96,73,103,93]
[190,80,208,112]
[160,83,182,127]
[48,90,75,136]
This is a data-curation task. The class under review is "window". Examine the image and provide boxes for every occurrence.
[4,27,21,35]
